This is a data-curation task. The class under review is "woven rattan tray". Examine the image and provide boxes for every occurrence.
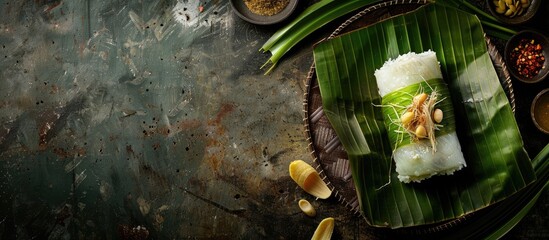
[302,0,515,234]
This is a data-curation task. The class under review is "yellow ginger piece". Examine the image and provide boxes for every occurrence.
[311,217,334,240]
[298,199,316,217]
[289,160,332,199]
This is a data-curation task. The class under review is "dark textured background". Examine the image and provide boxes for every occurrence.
[0,0,546,239]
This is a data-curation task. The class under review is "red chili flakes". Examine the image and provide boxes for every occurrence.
[510,39,545,78]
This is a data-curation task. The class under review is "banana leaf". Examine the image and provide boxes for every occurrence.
[428,143,548,240]
[313,3,536,228]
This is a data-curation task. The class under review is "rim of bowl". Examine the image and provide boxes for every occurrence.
[531,88,549,134]
[504,30,549,84]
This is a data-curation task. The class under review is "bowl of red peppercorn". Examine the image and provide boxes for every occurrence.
[504,30,549,84]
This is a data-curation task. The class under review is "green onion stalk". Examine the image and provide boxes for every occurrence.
[260,0,518,74]
[260,0,380,74]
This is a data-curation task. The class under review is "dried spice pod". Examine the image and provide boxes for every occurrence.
[289,160,332,199]
[492,0,530,18]
[298,199,316,217]
[311,217,335,240]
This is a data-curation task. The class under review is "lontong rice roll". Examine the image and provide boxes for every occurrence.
[374,50,466,183]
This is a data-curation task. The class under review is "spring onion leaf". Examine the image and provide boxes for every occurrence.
[260,0,519,74]
[260,0,334,53]
[261,0,379,74]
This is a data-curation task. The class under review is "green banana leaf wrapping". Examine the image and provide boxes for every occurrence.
[313,3,536,228]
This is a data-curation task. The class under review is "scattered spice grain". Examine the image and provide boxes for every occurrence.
[510,38,545,78]
[243,0,290,16]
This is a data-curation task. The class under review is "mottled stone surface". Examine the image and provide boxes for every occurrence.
[0,0,546,239]
[0,0,315,238]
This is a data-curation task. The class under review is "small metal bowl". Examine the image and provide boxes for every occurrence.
[504,30,549,84]
[531,88,549,134]
[486,0,541,25]
[230,0,299,25]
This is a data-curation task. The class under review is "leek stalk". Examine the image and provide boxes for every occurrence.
[260,0,334,52]
[260,0,379,74]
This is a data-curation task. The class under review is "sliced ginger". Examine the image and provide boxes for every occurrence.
[311,217,334,240]
[298,199,316,217]
[289,160,332,199]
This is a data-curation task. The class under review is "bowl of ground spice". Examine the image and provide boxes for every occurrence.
[504,30,549,83]
[230,0,299,25]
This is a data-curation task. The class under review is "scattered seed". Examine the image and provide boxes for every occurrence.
[413,93,428,107]
[415,125,427,138]
[400,111,415,126]
[433,109,443,123]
